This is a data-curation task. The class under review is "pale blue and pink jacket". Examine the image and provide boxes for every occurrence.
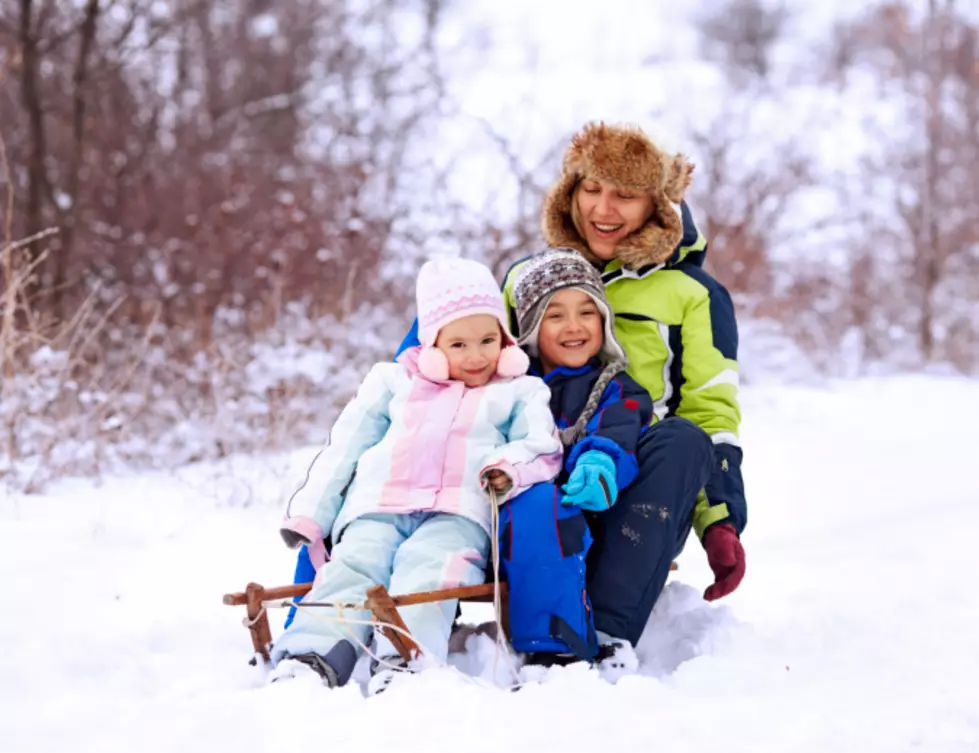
[281,347,563,567]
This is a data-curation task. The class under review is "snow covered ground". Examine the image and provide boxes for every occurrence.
[2,375,977,753]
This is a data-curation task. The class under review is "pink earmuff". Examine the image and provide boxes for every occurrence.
[417,346,450,381]
[496,345,529,378]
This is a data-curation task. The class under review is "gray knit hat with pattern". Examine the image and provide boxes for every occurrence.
[513,248,629,446]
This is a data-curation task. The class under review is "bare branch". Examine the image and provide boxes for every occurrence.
[1,226,58,255]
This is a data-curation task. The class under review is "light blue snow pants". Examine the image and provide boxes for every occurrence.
[271,512,489,665]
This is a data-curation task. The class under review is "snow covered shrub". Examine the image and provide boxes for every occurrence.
[0,301,404,493]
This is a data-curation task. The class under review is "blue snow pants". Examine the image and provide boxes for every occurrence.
[498,482,598,660]
[284,543,318,630]
[273,512,489,665]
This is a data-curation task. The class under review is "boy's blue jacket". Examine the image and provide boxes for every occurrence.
[538,359,653,489]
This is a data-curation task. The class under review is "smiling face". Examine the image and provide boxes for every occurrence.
[573,177,655,261]
[536,288,604,374]
[434,314,503,387]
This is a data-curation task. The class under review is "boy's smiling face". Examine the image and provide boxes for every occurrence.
[435,314,503,387]
[537,288,604,374]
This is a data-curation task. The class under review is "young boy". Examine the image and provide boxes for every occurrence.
[502,248,654,671]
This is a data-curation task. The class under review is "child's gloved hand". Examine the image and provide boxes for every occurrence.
[279,519,330,568]
[280,528,311,549]
[481,468,513,497]
[561,450,618,511]
[702,523,746,601]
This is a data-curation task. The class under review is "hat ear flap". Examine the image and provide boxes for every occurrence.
[496,345,529,378]
[418,346,449,381]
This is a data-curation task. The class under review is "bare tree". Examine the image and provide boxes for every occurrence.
[697,0,790,87]
[0,0,459,490]
[687,115,813,304]
[0,0,454,336]
[829,1,979,369]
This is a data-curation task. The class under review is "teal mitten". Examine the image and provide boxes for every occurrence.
[561,450,618,511]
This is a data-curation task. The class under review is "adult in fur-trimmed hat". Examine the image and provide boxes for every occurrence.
[501,122,748,673]
[541,122,695,270]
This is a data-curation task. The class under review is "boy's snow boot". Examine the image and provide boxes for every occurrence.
[522,651,582,668]
[367,656,411,696]
[595,634,639,682]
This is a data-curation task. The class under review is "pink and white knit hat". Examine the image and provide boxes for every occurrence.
[417,258,516,346]
[415,257,528,380]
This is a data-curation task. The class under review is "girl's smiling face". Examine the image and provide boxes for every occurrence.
[435,314,503,387]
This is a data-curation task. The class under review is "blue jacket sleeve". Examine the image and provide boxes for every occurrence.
[395,318,420,359]
[566,373,653,490]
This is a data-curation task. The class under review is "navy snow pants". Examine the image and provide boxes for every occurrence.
[584,416,714,645]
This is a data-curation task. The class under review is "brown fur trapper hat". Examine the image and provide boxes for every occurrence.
[542,122,695,269]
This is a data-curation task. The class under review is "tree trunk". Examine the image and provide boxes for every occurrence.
[18,0,47,281]
[54,0,101,321]
[918,0,946,362]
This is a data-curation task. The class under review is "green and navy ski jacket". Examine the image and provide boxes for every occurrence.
[502,202,747,539]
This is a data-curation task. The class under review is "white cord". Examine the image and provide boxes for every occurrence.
[285,597,525,691]
[488,487,521,684]
[269,489,523,689]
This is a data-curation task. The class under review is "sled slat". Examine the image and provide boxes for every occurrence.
[388,582,505,607]
[223,580,507,609]
[365,584,421,663]
[223,582,312,607]
[245,583,273,664]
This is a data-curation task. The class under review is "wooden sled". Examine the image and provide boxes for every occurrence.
[222,580,509,665]
[223,561,677,665]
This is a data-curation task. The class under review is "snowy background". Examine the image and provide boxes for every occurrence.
[5,0,979,487]
[3,0,979,751]
[3,376,977,753]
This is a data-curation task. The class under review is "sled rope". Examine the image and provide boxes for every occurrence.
[489,487,521,684]
[263,594,413,675]
[266,486,522,689]
[324,602,419,678]
[285,596,524,691]
[242,605,268,629]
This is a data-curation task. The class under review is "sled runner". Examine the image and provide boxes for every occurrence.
[222,580,509,665]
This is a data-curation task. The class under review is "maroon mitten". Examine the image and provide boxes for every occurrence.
[703,524,745,601]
